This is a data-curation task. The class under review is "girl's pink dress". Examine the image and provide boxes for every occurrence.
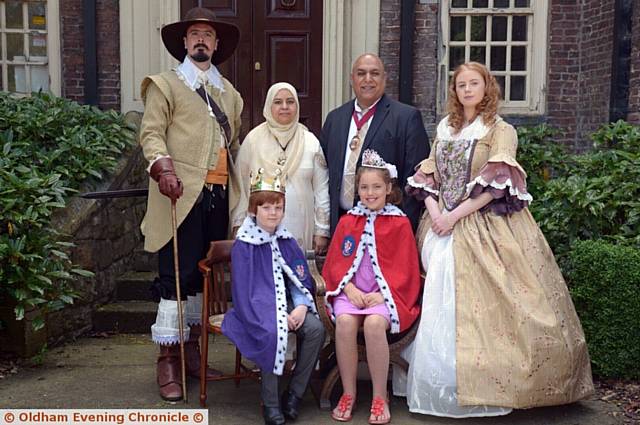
[331,249,391,323]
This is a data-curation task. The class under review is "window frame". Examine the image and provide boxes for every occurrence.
[0,0,60,96]
[438,0,548,115]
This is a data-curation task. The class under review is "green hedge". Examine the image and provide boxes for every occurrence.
[516,121,640,378]
[518,121,640,258]
[0,92,136,328]
[565,240,640,379]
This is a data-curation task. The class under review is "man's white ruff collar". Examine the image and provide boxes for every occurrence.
[175,57,224,92]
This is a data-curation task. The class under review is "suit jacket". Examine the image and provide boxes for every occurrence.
[319,94,430,234]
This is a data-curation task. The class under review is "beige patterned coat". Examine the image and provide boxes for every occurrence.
[139,70,243,252]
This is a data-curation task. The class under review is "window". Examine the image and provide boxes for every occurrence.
[0,0,60,95]
[440,0,548,114]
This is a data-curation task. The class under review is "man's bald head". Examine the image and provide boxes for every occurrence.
[352,53,385,74]
[350,53,387,108]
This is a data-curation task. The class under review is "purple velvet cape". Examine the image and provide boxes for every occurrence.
[221,237,314,373]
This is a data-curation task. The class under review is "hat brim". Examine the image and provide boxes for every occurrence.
[161,19,240,65]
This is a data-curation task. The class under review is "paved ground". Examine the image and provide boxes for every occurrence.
[0,334,623,425]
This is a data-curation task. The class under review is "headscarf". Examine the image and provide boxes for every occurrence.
[252,82,306,178]
[263,82,300,145]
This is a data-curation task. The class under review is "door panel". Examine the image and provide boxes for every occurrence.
[180,0,322,137]
[267,0,309,17]
[268,34,309,94]
[255,0,322,133]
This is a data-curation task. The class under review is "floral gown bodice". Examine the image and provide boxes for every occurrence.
[435,137,478,211]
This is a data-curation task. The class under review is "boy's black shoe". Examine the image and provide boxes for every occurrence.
[282,390,302,420]
[263,406,285,425]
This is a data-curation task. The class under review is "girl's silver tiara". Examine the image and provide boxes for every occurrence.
[361,149,398,179]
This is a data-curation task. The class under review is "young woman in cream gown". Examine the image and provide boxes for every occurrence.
[394,62,594,418]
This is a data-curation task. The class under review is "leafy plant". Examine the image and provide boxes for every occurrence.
[0,92,136,329]
[29,343,48,366]
[565,240,640,379]
[517,121,640,257]
[591,119,640,153]
[516,124,573,198]
[515,122,640,378]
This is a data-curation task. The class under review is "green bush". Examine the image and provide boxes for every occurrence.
[0,92,136,328]
[516,122,640,379]
[516,124,574,198]
[565,240,640,379]
[517,121,640,257]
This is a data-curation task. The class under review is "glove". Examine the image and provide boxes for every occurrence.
[150,157,183,201]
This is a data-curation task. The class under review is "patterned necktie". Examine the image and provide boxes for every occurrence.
[340,106,375,208]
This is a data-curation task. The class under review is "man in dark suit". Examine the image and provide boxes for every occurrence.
[320,53,430,234]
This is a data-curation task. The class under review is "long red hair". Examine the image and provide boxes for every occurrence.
[446,61,501,133]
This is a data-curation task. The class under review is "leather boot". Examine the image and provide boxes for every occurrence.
[157,344,183,401]
[185,324,223,379]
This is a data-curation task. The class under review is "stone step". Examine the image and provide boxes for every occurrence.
[131,249,157,272]
[92,301,156,333]
[115,271,156,301]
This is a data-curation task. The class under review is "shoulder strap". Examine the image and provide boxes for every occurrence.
[195,86,232,148]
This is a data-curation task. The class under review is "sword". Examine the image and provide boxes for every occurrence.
[79,188,149,199]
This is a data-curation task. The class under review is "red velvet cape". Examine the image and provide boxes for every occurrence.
[323,213,421,332]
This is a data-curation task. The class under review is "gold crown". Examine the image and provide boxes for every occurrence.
[250,168,286,194]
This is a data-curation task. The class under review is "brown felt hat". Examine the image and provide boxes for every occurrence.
[161,7,240,65]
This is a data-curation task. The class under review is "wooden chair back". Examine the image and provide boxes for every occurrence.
[197,239,259,407]
[200,239,233,320]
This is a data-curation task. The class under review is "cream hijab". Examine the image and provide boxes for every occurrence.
[252,82,306,177]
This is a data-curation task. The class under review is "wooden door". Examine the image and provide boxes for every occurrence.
[180,0,323,138]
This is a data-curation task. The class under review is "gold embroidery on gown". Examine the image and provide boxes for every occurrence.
[398,116,594,416]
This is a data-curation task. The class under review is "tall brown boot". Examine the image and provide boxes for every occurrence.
[185,324,223,379]
[157,344,183,401]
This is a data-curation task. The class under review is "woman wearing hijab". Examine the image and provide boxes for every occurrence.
[232,82,330,253]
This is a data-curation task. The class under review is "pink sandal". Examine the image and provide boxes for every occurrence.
[368,396,391,424]
[331,393,355,422]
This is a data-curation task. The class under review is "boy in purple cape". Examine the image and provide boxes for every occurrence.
[222,168,325,425]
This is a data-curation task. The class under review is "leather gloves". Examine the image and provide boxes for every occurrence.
[150,157,183,201]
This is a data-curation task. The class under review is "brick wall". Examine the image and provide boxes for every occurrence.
[96,0,120,110]
[546,0,614,146]
[576,0,614,140]
[379,0,439,137]
[60,0,120,111]
[413,2,439,137]
[546,1,581,147]
[547,0,614,149]
[628,4,640,124]
[379,0,401,101]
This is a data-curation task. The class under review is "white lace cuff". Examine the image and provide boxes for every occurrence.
[151,298,190,345]
[407,175,440,195]
[466,175,533,202]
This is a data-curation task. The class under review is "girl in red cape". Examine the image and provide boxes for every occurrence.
[323,149,421,425]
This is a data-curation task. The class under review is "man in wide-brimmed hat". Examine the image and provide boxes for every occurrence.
[138,7,243,402]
